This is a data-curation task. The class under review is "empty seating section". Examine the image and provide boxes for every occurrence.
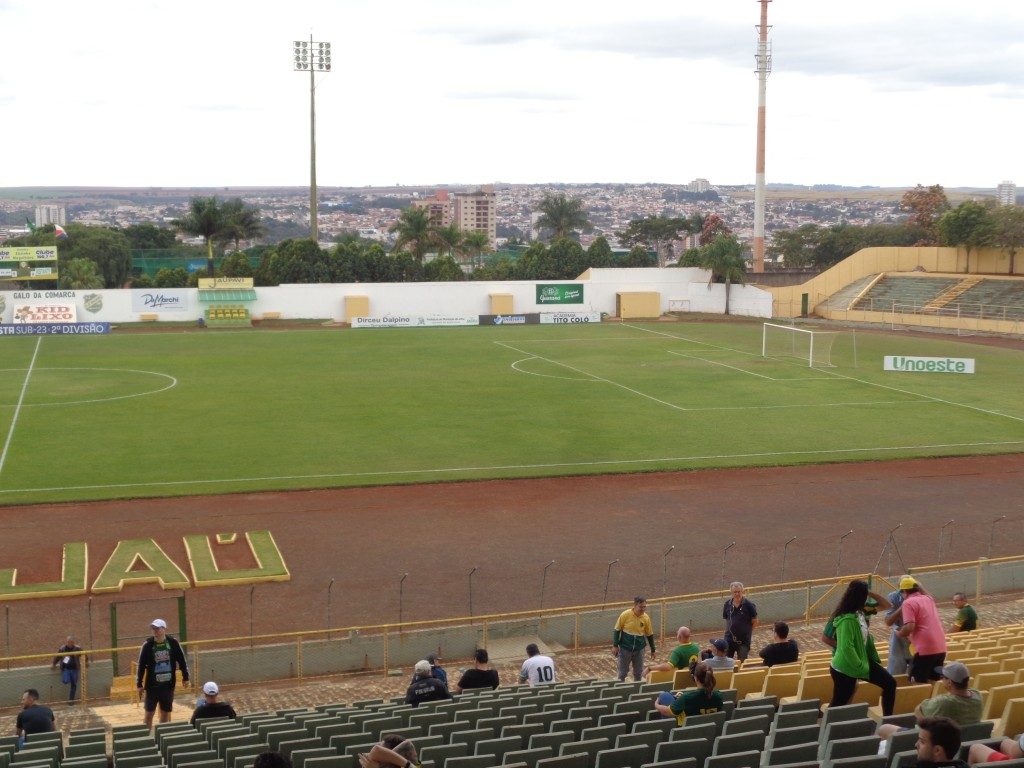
[204,304,251,325]
[38,623,1024,768]
[849,274,1024,320]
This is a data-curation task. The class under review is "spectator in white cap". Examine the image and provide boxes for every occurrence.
[877,661,981,742]
[136,618,189,727]
[191,681,237,725]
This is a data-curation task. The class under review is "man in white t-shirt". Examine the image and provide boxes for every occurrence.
[519,643,556,686]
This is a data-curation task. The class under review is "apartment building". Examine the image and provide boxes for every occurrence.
[412,190,451,226]
[35,204,66,227]
[453,186,497,249]
[997,181,1017,206]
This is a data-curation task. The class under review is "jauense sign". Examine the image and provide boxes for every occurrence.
[536,284,583,304]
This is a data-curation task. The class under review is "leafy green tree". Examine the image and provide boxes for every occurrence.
[990,205,1024,275]
[172,196,229,276]
[547,237,588,279]
[153,267,189,287]
[390,206,438,262]
[58,258,103,289]
[535,193,590,240]
[121,223,179,250]
[937,200,994,272]
[617,216,695,267]
[586,236,615,268]
[424,254,466,281]
[219,250,255,277]
[697,234,747,314]
[516,241,554,279]
[900,184,950,244]
[262,239,332,284]
[132,273,155,288]
[622,245,656,267]
[767,224,821,267]
[676,246,703,268]
[216,198,265,252]
[58,224,133,288]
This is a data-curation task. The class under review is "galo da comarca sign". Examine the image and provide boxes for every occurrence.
[0,531,289,601]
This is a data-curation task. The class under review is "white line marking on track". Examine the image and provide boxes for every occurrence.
[0,336,41,477]
[3,439,1022,496]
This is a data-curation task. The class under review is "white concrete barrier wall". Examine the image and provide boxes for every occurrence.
[0,269,773,324]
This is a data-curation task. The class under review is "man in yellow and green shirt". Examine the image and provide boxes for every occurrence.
[613,596,656,681]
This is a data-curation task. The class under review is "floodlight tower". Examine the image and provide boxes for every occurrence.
[753,0,772,273]
[293,36,332,242]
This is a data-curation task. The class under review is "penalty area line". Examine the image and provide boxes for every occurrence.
[3,439,1024,497]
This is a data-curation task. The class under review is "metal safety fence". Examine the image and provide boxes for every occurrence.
[0,555,1020,705]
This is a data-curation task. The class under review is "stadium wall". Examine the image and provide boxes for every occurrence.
[0,269,773,324]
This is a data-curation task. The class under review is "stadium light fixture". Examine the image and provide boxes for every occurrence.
[662,546,675,598]
[540,560,555,611]
[988,515,1007,559]
[293,36,331,242]
[468,567,478,617]
[939,519,954,563]
[721,542,735,589]
[781,536,797,581]
[837,530,853,576]
[603,559,620,608]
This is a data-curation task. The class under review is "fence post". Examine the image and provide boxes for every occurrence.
[81,658,88,702]
[383,628,389,678]
[481,619,488,651]
[192,646,200,688]
[976,558,985,601]
[574,612,580,654]
[296,636,303,680]
[804,584,811,621]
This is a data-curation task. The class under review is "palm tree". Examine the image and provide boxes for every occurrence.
[699,234,747,315]
[434,223,463,260]
[535,193,589,240]
[458,231,491,270]
[390,206,437,262]
[216,198,266,253]
[172,197,228,277]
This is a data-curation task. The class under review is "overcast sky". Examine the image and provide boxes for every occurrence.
[1,0,1021,189]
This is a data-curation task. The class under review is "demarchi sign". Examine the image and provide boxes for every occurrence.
[0,530,289,601]
[883,356,976,374]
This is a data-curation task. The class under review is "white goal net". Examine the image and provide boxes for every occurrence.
[762,322,853,368]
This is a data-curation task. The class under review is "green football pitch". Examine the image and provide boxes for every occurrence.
[1,321,1022,505]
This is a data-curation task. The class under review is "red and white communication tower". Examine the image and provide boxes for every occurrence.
[753,0,773,273]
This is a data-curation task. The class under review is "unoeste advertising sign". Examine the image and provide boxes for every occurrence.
[883,355,975,374]
[0,246,59,282]
[536,283,584,304]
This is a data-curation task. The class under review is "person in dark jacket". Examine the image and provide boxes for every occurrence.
[51,636,86,703]
[405,660,451,707]
[135,618,190,726]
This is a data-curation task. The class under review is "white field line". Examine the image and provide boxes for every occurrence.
[0,337,42,477]
[510,357,598,381]
[666,351,840,382]
[0,368,178,408]
[495,341,691,412]
[626,323,1024,426]
[3,439,1022,497]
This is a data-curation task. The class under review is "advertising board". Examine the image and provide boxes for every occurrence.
[540,312,601,324]
[536,283,584,304]
[883,355,975,374]
[0,246,59,282]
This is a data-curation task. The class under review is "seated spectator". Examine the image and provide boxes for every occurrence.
[405,660,451,707]
[457,649,499,693]
[702,638,736,671]
[968,734,1024,764]
[15,689,54,749]
[191,681,237,725]
[426,654,448,689]
[647,626,701,678]
[914,717,967,768]
[759,622,800,666]
[878,662,982,743]
[654,662,724,725]
[519,643,556,686]
[360,734,419,768]
[950,593,978,633]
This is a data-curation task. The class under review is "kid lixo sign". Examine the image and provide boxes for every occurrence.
[0,530,289,601]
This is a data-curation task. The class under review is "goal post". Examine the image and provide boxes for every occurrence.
[762,322,856,368]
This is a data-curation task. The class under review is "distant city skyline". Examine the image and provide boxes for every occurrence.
[1,0,1021,189]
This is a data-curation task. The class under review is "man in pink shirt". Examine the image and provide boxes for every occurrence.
[886,576,947,683]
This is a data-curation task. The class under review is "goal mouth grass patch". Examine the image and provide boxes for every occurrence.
[0,322,1021,505]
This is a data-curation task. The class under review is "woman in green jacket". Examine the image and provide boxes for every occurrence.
[830,579,897,715]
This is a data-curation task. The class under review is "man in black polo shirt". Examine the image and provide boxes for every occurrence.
[723,582,758,662]
[16,689,55,748]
